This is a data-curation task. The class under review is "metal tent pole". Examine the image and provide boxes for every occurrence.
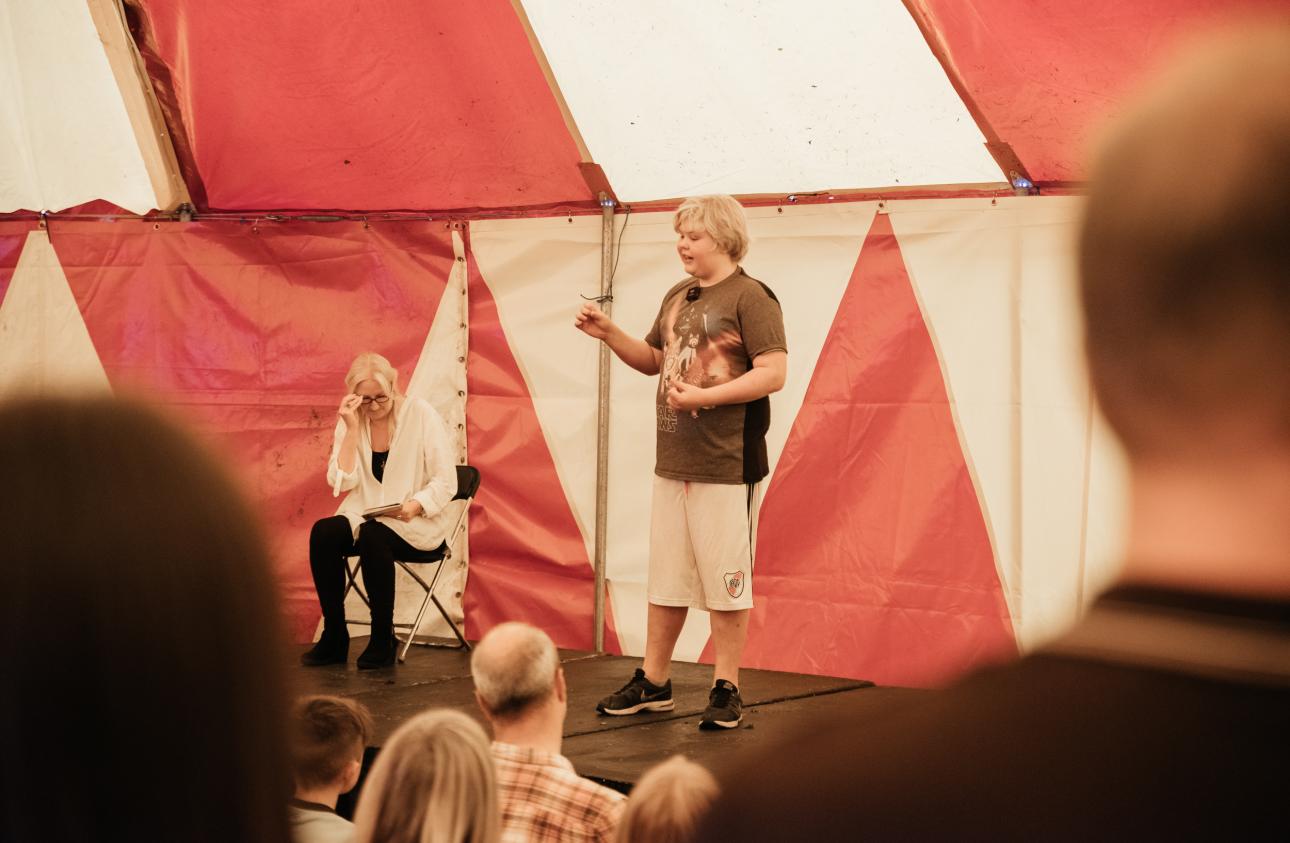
[593,192,615,653]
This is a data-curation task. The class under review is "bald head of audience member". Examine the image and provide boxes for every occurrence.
[471,622,567,752]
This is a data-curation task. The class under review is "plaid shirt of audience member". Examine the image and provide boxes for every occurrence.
[492,741,625,843]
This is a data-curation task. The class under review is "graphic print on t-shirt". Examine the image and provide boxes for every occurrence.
[657,291,746,432]
[646,270,786,484]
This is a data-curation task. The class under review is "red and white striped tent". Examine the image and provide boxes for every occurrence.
[3,0,1282,687]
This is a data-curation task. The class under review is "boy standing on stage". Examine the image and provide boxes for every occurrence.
[575,195,787,730]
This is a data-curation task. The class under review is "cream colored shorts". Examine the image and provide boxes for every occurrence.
[648,475,760,612]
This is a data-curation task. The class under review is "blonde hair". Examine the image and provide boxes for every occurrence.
[616,756,718,843]
[345,352,403,399]
[673,195,750,262]
[351,709,500,843]
[344,351,405,432]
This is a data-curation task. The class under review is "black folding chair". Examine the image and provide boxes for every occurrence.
[343,465,481,660]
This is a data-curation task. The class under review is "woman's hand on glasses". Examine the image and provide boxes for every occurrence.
[338,393,363,427]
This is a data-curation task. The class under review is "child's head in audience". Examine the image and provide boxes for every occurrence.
[351,708,500,843]
[291,695,373,803]
[617,756,718,843]
[0,394,292,842]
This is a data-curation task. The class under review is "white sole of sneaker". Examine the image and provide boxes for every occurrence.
[598,699,675,716]
[699,717,741,730]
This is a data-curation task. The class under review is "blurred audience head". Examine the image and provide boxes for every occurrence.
[616,756,718,843]
[471,622,564,725]
[1079,23,1290,463]
[351,708,499,843]
[0,394,292,842]
[290,695,373,798]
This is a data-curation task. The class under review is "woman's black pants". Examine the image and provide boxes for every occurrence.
[309,515,419,641]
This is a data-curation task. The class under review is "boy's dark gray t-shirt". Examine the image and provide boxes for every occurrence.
[644,267,787,484]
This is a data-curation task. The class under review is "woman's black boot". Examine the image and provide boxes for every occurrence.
[300,626,350,666]
[356,627,397,669]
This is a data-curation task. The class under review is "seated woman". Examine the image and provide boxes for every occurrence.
[302,352,457,669]
[351,709,500,843]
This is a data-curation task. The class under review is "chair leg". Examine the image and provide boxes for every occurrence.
[396,559,471,655]
[431,594,471,649]
[399,589,436,662]
[342,556,370,609]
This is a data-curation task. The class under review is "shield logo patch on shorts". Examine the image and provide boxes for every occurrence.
[723,570,745,599]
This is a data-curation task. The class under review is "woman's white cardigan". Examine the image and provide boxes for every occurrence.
[326,397,458,550]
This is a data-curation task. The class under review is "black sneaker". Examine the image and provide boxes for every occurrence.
[596,668,674,715]
[699,679,742,730]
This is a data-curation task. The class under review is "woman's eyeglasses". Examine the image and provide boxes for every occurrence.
[359,395,390,406]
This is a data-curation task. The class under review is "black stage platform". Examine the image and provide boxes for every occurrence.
[294,636,927,793]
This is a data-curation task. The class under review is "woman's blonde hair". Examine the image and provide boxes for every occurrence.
[616,756,719,843]
[351,709,500,843]
[344,351,405,432]
[345,352,403,400]
[673,195,750,262]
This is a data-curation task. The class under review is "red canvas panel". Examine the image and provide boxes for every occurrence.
[909,0,1287,183]
[731,213,1016,688]
[48,219,454,639]
[0,222,38,305]
[463,235,621,653]
[133,1,590,212]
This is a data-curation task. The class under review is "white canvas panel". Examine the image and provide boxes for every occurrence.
[743,203,876,479]
[0,231,111,395]
[887,200,1018,620]
[890,196,1129,650]
[1015,209,1123,645]
[383,229,471,639]
[470,214,605,572]
[0,1,157,213]
[520,0,1001,201]
[1084,413,1129,603]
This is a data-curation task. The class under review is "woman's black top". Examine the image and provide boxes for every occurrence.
[372,449,389,483]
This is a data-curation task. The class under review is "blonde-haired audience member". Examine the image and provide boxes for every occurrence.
[472,622,625,842]
[289,695,373,843]
[351,709,499,843]
[617,757,718,843]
